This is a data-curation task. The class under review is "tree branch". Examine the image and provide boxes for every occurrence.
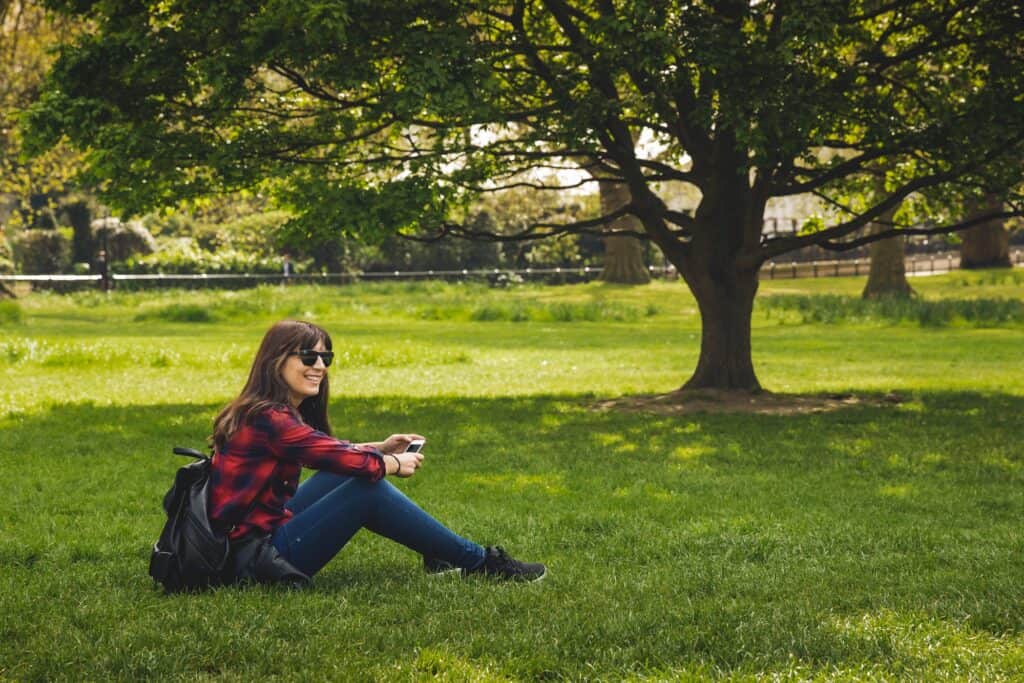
[817,209,1022,252]
[759,170,958,260]
[775,149,889,195]
[409,205,655,243]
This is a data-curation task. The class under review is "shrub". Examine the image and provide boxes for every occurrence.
[465,300,651,323]
[0,300,22,324]
[116,238,291,275]
[0,237,14,274]
[91,218,157,262]
[134,303,215,323]
[10,229,72,274]
[759,294,1024,327]
[215,210,291,256]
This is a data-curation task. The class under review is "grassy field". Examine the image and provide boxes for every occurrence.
[1,271,1023,680]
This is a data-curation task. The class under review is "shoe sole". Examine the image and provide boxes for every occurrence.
[425,567,462,578]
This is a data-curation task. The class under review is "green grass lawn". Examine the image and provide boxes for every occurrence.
[1,271,1023,680]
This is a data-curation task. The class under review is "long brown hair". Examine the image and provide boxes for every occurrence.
[210,320,333,452]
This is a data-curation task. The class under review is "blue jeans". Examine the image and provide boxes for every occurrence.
[271,472,486,577]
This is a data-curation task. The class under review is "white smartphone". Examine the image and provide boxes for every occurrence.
[406,439,425,453]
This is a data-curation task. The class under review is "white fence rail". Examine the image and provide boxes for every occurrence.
[3,249,1021,290]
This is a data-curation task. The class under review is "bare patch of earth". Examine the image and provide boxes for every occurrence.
[593,390,908,416]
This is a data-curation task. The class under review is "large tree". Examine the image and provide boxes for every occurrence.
[25,0,1024,390]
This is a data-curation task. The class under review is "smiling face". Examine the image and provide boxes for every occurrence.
[281,339,328,408]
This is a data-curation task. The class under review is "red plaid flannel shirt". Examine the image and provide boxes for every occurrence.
[208,405,385,539]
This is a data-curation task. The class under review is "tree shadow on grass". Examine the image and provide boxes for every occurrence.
[2,392,1022,678]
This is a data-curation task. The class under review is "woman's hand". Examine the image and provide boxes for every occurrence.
[379,433,424,455]
[387,450,424,478]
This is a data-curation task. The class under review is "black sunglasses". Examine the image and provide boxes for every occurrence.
[290,349,334,367]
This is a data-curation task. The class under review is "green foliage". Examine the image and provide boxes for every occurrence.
[10,228,71,274]
[464,300,656,323]
[760,294,1024,327]
[23,0,1024,237]
[117,238,289,275]
[0,236,15,274]
[133,303,214,323]
[144,203,291,259]
[0,300,22,324]
[525,234,583,268]
[0,3,88,228]
[211,210,291,256]
[945,269,1024,288]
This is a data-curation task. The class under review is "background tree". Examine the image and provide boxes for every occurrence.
[584,135,651,284]
[862,207,913,300]
[861,175,911,299]
[596,178,650,284]
[959,194,1012,269]
[26,0,1024,391]
[589,160,651,284]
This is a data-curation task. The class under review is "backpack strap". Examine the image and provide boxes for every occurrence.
[173,446,209,460]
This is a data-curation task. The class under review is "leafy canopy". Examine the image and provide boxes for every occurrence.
[24,0,1024,258]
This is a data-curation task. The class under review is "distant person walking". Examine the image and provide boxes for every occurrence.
[206,320,547,585]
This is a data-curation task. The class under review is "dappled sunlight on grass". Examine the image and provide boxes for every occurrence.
[2,275,1023,679]
[824,609,1024,673]
[3,393,1024,678]
[878,484,914,499]
[670,444,715,462]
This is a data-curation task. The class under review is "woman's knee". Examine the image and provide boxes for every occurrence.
[354,476,398,496]
[349,477,408,510]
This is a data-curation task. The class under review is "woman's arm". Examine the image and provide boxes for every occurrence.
[267,409,423,478]
[267,408,386,479]
[361,434,425,454]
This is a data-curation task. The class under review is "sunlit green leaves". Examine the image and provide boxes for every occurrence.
[20,0,1024,261]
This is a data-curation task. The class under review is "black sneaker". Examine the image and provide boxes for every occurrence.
[464,546,547,582]
[422,556,459,576]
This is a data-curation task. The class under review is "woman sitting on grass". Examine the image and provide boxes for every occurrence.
[208,319,546,586]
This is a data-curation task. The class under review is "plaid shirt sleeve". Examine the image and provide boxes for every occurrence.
[209,405,386,538]
[265,406,386,479]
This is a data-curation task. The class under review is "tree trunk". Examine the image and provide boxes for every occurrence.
[63,199,94,264]
[862,206,913,299]
[961,195,1011,269]
[664,209,762,392]
[680,264,760,391]
[597,179,650,284]
[602,234,650,283]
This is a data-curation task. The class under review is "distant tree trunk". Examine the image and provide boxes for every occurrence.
[862,205,913,299]
[63,199,94,264]
[961,194,1011,269]
[597,179,650,284]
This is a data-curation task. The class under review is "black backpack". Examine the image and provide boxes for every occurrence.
[148,447,230,593]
